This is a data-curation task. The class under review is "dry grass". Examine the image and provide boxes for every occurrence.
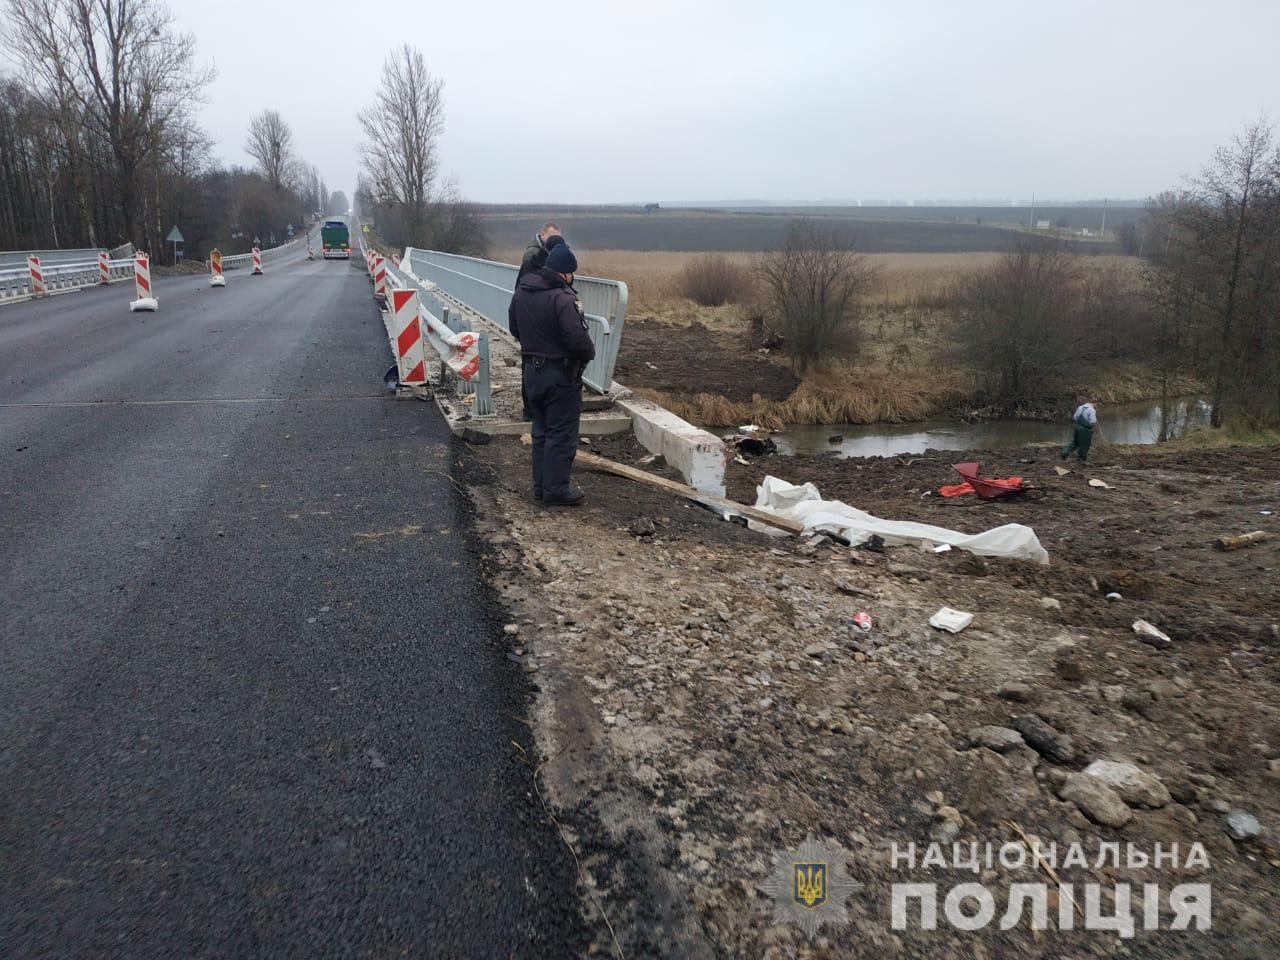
[492,247,1145,312]
[636,363,964,429]
[494,245,1166,427]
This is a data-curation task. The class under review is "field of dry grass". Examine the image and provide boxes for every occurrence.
[494,246,1165,426]
[491,247,1034,313]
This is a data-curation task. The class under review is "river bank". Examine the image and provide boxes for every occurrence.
[463,434,1280,956]
[613,316,1200,432]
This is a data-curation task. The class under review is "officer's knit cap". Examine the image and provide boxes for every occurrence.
[544,233,566,251]
[546,244,578,274]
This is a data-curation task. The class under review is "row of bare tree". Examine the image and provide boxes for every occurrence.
[0,0,337,260]
[956,122,1280,429]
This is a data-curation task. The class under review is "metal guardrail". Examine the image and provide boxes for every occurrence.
[0,247,100,269]
[0,257,134,301]
[402,248,627,394]
[0,235,305,302]
[362,235,494,416]
[220,234,308,271]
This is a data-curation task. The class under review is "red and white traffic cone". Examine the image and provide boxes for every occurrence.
[130,253,157,311]
[210,248,226,287]
[251,246,264,276]
[306,242,315,261]
[390,289,428,387]
[98,250,110,285]
[28,256,46,298]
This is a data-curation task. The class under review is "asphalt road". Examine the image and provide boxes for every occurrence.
[0,245,585,957]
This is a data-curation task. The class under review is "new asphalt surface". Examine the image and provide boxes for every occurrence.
[0,245,586,957]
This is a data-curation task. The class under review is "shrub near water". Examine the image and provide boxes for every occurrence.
[676,253,752,306]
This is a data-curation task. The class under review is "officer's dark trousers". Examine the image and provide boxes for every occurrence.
[524,359,582,498]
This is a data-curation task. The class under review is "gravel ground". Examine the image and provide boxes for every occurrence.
[464,434,1280,958]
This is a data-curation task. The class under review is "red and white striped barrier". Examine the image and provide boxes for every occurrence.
[390,289,428,386]
[98,250,110,285]
[306,242,315,261]
[250,246,264,276]
[373,254,388,304]
[210,248,226,287]
[129,253,157,312]
[420,310,480,381]
[28,256,45,298]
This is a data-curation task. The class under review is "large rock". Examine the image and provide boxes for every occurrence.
[1011,714,1075,763]
[1058,772,1133,828]
[1083,760,1172,809]
[968,725,1026,753]
[1225,810,1261,840]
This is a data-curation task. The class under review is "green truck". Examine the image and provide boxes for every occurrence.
[320,219,350,259]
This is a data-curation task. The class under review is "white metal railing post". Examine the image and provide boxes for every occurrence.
[475,334,493,416]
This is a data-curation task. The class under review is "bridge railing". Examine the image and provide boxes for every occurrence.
[402,248,627,395]
[358,234,495,415]
[0,257,134,301]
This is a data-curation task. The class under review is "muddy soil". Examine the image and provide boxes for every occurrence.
[462,436,1280,958]
[615,319,800,402]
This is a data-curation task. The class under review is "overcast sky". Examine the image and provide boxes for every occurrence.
[169,1,1278,203]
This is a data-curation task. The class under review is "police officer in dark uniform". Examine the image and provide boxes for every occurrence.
[508,244,595,505]
[514,229,566,420]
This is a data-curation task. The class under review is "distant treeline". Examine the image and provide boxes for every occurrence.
[476,209,1126,255]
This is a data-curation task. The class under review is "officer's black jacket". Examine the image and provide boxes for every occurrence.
[508,269,597,362]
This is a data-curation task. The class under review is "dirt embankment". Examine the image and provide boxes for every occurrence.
[463,437,1280,958]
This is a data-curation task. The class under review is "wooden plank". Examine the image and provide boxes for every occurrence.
[576,451,805,536]
[1214,531,1267,551]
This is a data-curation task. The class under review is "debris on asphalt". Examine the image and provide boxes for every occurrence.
[1088,478,1113,489]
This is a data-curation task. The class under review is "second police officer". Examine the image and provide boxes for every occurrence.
[508,243,595,505]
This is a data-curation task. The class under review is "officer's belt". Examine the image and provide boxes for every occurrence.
[522,353,575,367]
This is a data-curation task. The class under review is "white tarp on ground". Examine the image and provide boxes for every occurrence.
[753,476,1050,565]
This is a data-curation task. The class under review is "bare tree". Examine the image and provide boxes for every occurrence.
[245,109,296,192]
[358,44,443,244]
[3,0,213,249]
[756,219,876,371]
[1190,123,1280,426]
[955,244,1078,412]
[1144,123,1280,428]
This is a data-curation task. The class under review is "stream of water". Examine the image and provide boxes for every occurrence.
[772,398,1210,459]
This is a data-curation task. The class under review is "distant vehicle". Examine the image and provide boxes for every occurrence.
[321,219,350,259]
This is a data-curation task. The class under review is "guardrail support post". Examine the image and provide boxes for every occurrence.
[475,334,493,416]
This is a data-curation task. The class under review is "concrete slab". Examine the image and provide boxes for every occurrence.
[617,396,727,497]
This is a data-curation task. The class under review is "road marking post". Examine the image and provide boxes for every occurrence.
[129,253,158,312]
[373,254,388,308]
[98,250,110,285]
[391,288,428,387]
[251,246,264,276]
[28,256,45,298]
[210,248,226,287]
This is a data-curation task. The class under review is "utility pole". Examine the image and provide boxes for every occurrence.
[1029,192,1036,231]
[1100,197,1108,238]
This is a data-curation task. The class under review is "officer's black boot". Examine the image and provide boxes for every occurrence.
[544,484,585,506]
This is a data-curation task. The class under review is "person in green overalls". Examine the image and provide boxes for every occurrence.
[1061,399,1100,462]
